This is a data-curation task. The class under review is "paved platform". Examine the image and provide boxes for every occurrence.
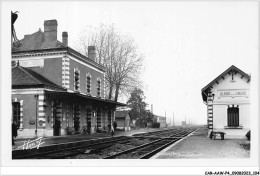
[152,127,250,159]
[12,128,162,151]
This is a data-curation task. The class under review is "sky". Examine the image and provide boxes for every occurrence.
[3,1,258,125]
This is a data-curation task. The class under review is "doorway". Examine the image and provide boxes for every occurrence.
[12,102,20,128]
[53,108,60,136]
[73,105,80,132]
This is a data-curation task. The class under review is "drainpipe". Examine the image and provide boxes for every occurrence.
[34,94,39,137]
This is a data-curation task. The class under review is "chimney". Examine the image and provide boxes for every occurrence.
[62,32,68,47]
[88,46,97,62]
[44,19,57,42]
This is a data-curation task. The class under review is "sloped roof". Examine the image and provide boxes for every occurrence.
[201,65,251,102]
[75,93,126,107]
[12,29,60,52]
[115,111,131,118]
[12,29,105,72]
[153,115,166,120]
[12,65,66,91]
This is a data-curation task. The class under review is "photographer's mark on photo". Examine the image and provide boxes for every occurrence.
[17,137,45,150]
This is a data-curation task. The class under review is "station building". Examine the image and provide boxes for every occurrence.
[12,19,125,138]
[201,65,250,138]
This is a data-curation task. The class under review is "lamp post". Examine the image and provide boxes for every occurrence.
[212,93,215,101]
[34,94,39,137]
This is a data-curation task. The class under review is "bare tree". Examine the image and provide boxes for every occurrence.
[75,24,143,102]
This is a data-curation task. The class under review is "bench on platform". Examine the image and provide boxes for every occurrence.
[210,131,225,140]
[66,127,77,135]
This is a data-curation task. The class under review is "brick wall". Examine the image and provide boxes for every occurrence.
[69,57,104,97]
[30,57,63,86]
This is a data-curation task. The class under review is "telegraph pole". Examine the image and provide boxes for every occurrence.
[173,112,174,126]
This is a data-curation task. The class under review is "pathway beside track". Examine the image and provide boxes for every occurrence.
[152,127,250,159]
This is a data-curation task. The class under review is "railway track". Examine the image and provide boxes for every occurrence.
[133,127,196,138]
[104,128,197,159]
[103,137,180,159]
[13,127,197,159]
[44,137,157,159]
[13,136,130,159]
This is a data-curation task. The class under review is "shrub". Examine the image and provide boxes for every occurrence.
[246,130,250,141]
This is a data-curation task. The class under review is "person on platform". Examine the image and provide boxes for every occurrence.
[107,123,111,132]
[144,122,147,130]
[12,121,18,145]
[146,122,149,131]
[113,120,117,131]
[111,125,114,137]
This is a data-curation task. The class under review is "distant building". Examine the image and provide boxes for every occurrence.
[115,111,131,131]
[181,121,186,126]
[12,19,125,138]
[153,115,166,128]
[201,65,250,138]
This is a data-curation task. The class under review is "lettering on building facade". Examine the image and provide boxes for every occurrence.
[217,89,249,98]
[20,59,44,68]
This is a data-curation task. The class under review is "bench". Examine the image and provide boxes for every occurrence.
[66,127,78,135]
[210,131,225,140]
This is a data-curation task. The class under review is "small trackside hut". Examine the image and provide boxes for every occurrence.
[153,115,167,128]
[201,65,250,139]
[11,19,126,138]
[115,111,131,131]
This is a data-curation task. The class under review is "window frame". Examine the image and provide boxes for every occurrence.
[97,78,101,97]
[12,102,21,129]
[227,106,239,127]
[74,68,80,92]
[86,73,91,94]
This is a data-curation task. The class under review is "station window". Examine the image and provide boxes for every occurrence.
[227,107,239,126]
[86,74,91,94]
[97,78,101,97]
[74,69,80,91]
[12,102,20,128]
